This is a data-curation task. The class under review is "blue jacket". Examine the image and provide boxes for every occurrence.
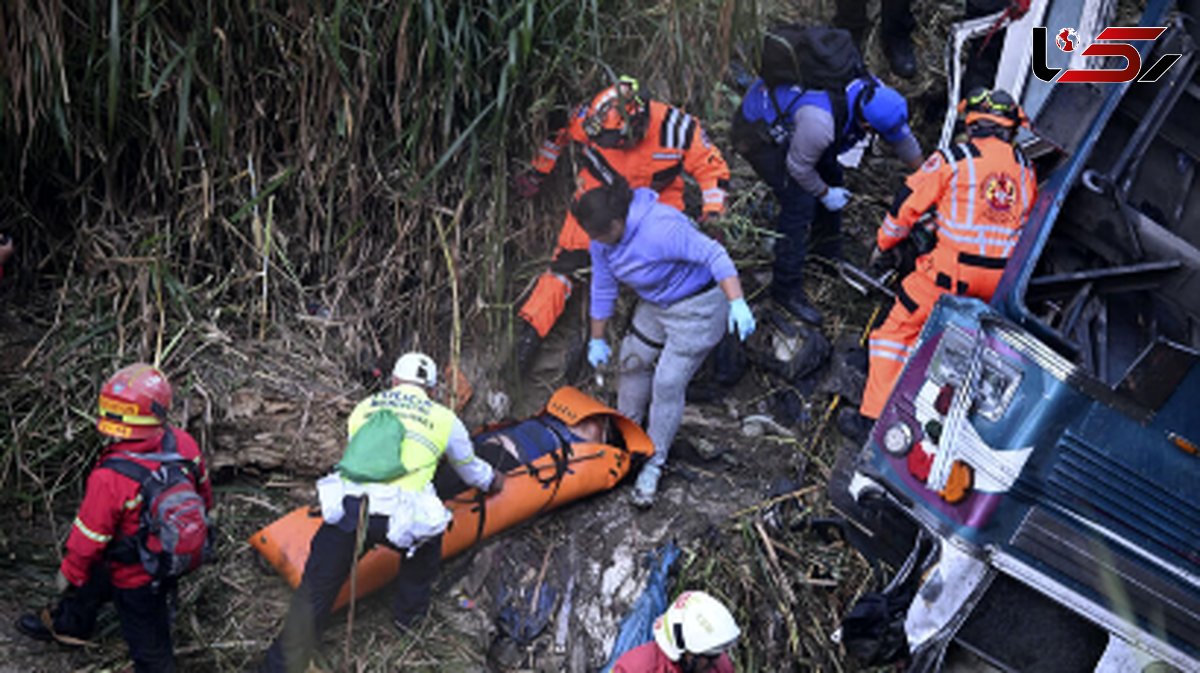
[740,77,878,153]
[740,77,920,195]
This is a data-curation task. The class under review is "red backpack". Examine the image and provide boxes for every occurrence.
[102,429,212,581]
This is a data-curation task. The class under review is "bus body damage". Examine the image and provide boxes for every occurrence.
[833,1,1200,670]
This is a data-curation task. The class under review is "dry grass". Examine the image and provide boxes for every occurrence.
[0,0,1007,671]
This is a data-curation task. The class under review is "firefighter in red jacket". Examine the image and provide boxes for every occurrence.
[841,88,1037,438]
[16,363,213,673]
[510,76,731,369]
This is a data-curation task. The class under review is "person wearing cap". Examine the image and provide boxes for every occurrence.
[577,178,756,508]
[261,352,505,673]
[15,364,212,672]
[508,75,732,373]
[739,76,923,326]
[840,87,1037,440]
[613,590,741,672]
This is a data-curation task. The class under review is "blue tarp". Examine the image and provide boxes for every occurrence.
[601,541,681,672]
[497,582,559,645]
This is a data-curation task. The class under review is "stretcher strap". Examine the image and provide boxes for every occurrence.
[465,441,585,547]
[471,488,489,546]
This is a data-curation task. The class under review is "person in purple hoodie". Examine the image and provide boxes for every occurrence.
[574,178,756,508]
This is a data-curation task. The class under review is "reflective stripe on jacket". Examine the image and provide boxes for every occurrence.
[878,136,1037,301]
[530,100,730,215]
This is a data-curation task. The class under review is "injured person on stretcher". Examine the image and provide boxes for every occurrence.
[249,385,654,633]
[434,411,611,498]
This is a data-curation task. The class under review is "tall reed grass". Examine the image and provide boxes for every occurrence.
[0,0,763,504]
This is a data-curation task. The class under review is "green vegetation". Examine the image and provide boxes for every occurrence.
[0,0,763,498]
[0,1,902,670]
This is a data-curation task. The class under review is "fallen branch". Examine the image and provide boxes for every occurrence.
[752,520,802,655]
[530,541,557,615]
[729,485,819,519]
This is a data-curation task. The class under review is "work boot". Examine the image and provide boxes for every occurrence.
[629,463,662,509]
[772,291,824,327]
[15,612,54,642]
[836,407,876,445]
[510,319,542,374]
[843,346,868,375]
[883,34,918,79]
[15,609,89,646]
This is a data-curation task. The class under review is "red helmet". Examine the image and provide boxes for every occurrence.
[96,363,172,440]
[581,76,650,149]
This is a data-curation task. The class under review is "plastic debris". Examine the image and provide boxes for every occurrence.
[601,541,681,672]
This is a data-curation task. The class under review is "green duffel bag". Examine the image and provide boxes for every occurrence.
[337,411,408,483]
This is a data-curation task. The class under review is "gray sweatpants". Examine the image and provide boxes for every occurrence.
[617,285,728,469]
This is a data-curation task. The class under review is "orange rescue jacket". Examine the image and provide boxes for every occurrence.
[532,100,731,216]
[878,136,1037,301]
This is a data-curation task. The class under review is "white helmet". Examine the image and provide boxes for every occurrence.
[392,352,437,388]
[652,590,740,661]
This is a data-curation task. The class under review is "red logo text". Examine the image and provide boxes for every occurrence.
[1032,26,1181,84]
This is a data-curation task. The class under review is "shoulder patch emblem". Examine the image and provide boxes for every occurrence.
[983,173,1017,211]
[921,153,943,173]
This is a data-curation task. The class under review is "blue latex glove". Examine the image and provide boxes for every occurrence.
[819,186,851,211]
[587,338,611,367]
[727,298,756,341]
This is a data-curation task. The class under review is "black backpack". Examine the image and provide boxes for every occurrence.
[840,533,936,667]
[732,25,867,187]
[760,24,865,90]
[730,87,804,191]
[103,430,212,581]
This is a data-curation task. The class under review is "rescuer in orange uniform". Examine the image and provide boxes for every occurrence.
[840,88,1037,439]
[510,76,731,370]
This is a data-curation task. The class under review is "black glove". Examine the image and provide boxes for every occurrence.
[866,245,900,278]
[485,470,507,496]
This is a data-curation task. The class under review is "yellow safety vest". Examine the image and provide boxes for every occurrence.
[344,384,455,492]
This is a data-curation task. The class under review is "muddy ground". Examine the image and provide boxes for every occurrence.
[0,1,984,669]
[0,163,890,672]
[0,303,874,672]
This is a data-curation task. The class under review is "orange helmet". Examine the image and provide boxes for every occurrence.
[96,363,172,440]
[581,75,650,149]
[957,87,1027,129]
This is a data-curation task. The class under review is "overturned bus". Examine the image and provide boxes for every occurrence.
[831,1,1200,671]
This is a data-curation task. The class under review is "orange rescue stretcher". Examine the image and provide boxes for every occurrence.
[249,386,653,609]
